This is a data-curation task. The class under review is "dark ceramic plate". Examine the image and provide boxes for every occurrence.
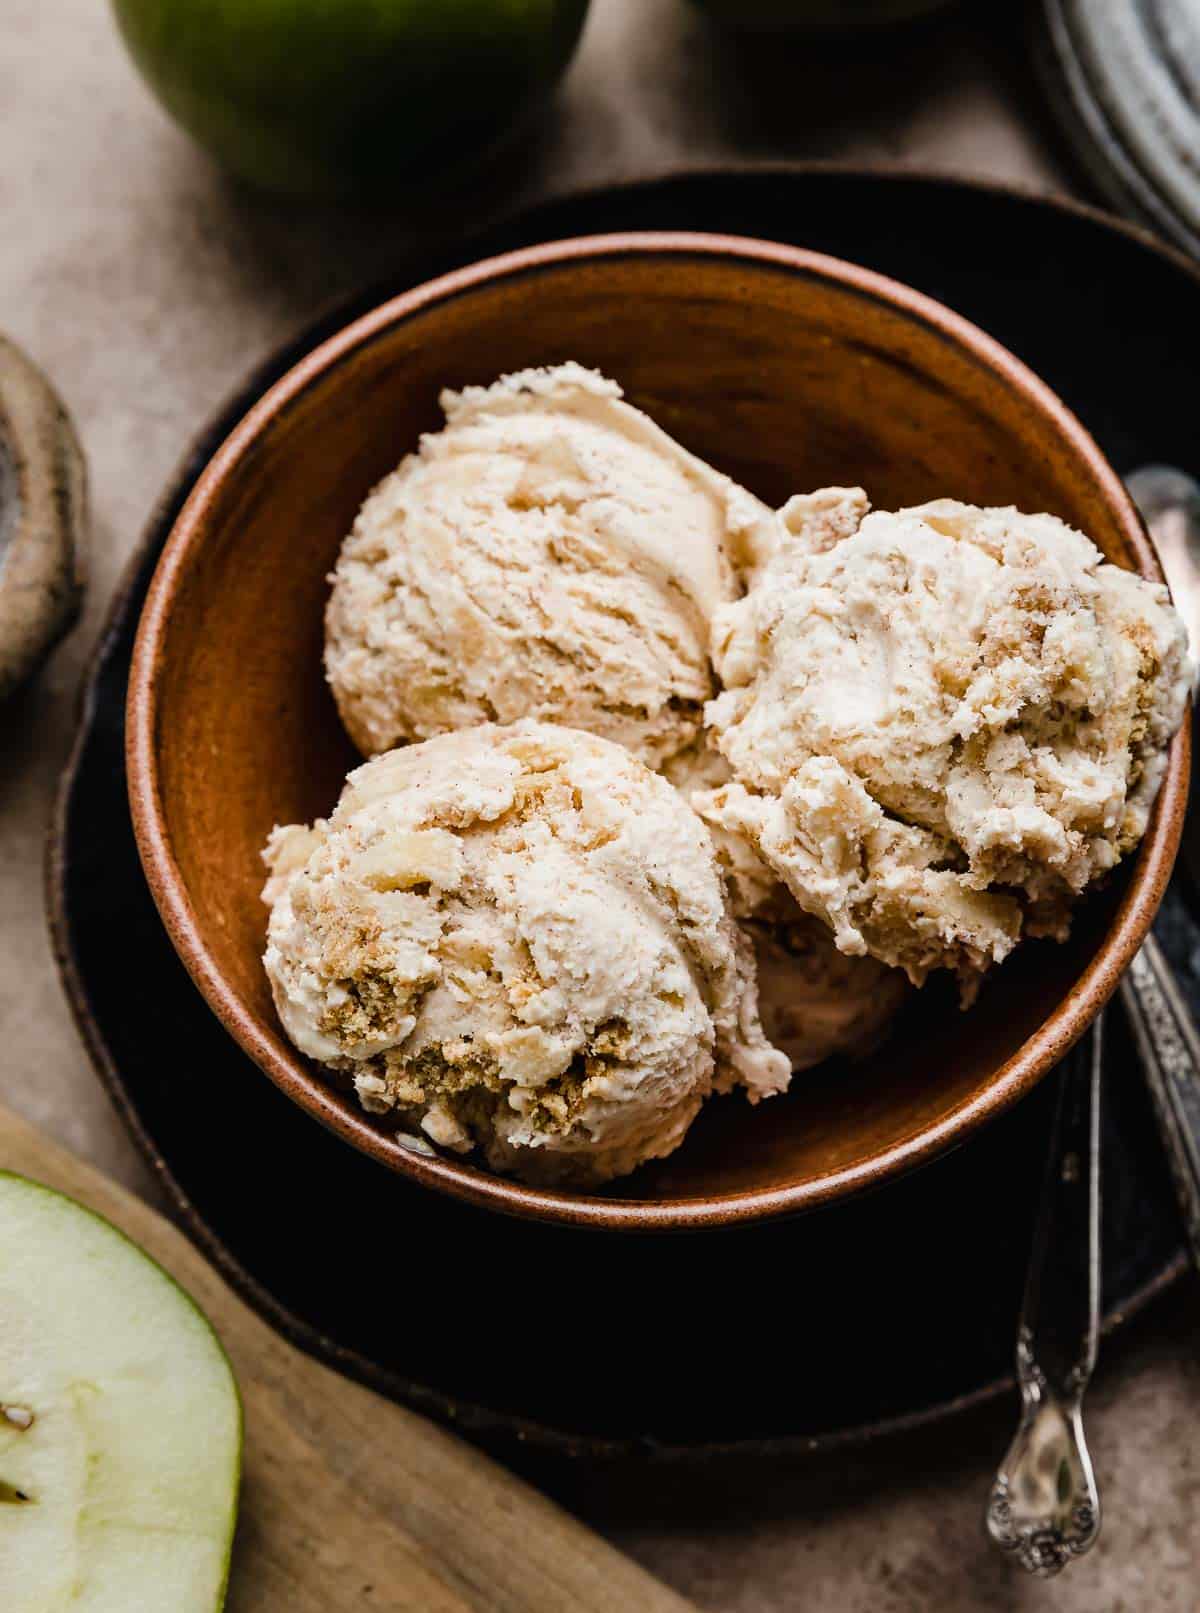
[49,169,1200,1460]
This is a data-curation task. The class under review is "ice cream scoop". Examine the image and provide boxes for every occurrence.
[325,363,777,770]
[262,722,789,1186]
[700,494,1191,997]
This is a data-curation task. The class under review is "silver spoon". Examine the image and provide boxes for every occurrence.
[986,466,1200,1575]
[1120,466,1200,1272]
[1128,465,1200,657]
[985,1021,1102,1575]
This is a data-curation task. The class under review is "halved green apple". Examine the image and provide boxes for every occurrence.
[0,1172,242,1611]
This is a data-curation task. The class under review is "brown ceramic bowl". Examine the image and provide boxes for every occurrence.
[127,232,1188,1230]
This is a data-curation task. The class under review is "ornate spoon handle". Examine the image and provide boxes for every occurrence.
[1121,933,1200,1265]
[985,1021,1102,1576]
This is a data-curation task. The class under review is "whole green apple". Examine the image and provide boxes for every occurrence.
[111,0,590,196]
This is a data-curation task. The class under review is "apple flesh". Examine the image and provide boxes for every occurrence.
[111,0,591,196]
[0,1173,241,1612]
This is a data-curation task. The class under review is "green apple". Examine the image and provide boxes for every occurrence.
[0,1173,242,1612]
[111,0,590,195]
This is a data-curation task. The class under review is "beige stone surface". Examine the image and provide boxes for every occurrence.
[2,0,1197,1606]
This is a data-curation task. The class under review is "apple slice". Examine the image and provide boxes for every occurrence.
[0,1172,241,1612]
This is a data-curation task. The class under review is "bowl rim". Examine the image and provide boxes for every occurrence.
[126,228,1189,1231]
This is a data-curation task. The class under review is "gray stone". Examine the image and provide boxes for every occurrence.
[0,336,85,702]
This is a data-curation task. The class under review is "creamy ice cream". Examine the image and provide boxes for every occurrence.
[262,722,790,1186]
[325,363,777,769]
[663,741,782,917]
[667,741,908,1066]
[700,495,1190,996]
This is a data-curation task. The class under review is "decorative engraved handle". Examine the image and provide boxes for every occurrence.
[985,1023,1102,1576]
[1121,934,1200,1268]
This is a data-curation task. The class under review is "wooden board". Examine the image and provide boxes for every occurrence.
[0,1103,696,1613]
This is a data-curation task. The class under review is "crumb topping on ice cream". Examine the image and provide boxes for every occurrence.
[700,495,1190,996]
[262,722,789,1185]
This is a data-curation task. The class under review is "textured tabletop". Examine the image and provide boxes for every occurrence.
[3,1,1198,1607]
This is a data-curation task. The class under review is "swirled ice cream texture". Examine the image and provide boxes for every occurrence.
[700,495,1190,997]
[262,722,789,1186]
[325,363,777,769]
[666,739,910,1062]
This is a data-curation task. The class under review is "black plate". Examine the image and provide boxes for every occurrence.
[49,168,1200,1460]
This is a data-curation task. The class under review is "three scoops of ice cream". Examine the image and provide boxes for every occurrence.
[261,363,1190,1187]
